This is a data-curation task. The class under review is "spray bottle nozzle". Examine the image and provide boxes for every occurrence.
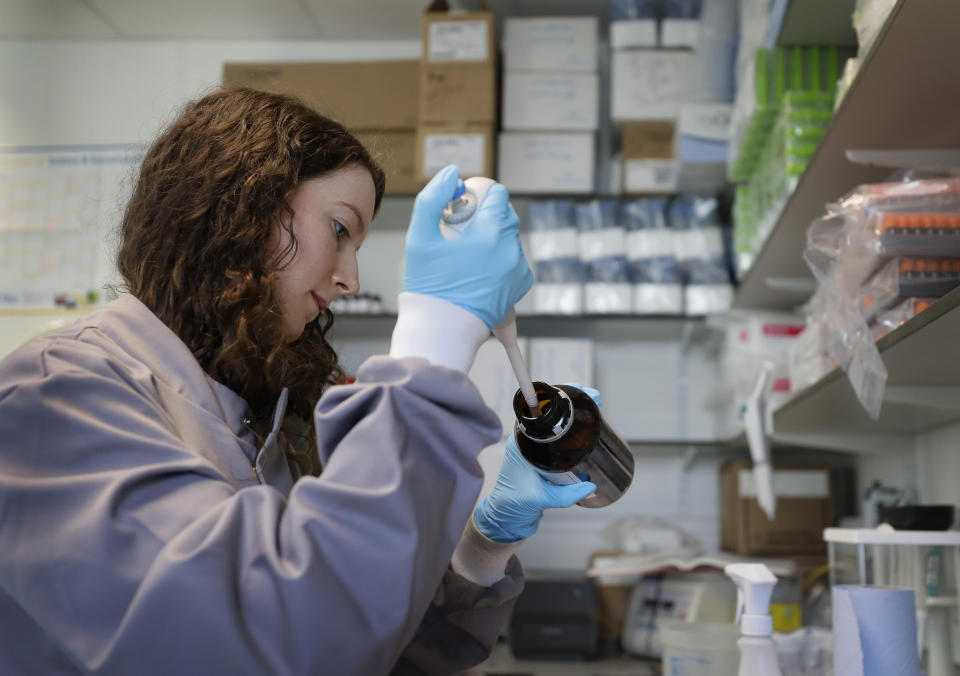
[725,563,777,637]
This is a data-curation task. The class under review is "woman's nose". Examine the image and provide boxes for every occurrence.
[333,256,359,296]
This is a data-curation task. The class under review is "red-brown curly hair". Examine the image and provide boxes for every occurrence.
[116,87,386,476]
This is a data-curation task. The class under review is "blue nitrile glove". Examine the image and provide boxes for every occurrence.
[401,165,534,329]
[474,384,602,543]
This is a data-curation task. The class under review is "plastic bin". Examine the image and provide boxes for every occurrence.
[659,620,740,676]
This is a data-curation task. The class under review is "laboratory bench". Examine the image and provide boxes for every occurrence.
[469,642,658,676]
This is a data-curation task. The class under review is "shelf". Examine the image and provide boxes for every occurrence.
[824,527,960,546]
[770,286,960,450]
[769,0,858,46]
[328,313,708,341]
[734,0,960,311]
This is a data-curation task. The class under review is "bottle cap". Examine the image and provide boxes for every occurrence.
[725,563,778,637]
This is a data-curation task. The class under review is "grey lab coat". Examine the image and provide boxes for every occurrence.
[0,294,523,675]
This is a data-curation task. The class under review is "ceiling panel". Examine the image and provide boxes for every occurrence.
[87,0,322,39]
[298,0,425,40]
[0,0,116,39]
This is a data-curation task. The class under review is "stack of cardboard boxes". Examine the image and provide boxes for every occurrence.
[221,60,421,194]
[497,17,599,194]
[611,0,737,194]
[415,5,496,184]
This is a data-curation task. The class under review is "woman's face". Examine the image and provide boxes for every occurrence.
[270,164,376,342]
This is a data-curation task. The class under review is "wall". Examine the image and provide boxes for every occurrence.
[0,39,419,145]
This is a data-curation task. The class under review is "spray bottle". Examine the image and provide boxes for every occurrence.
[441,177,634,507]
[724,563,784,676]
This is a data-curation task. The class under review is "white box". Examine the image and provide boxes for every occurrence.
[678,103,733,141]
[612,50,715,121]
[623,159,679,193]
[504,17,598,71]
[661,18,700,47]
[503,71,599,131]
[610,19,658,49]
[498,132,594,194]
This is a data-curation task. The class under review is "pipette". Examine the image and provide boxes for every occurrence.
[440,177,541,418]
[492,308,541,418]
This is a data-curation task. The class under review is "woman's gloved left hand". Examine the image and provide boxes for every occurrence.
[473,385,601,543]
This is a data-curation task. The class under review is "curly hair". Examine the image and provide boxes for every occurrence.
[116,87,386,476]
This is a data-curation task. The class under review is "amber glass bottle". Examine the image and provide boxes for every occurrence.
[512,382,634,508]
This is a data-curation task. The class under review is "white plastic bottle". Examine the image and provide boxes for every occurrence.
[725,563,784,676]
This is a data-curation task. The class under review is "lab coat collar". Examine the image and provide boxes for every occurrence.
[254,387,294,495]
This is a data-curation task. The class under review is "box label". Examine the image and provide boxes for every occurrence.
[423,133,485,176]
[679,104,733,141]
[428,21,488,62]
[738,469,829,498]
[624,160,678,193]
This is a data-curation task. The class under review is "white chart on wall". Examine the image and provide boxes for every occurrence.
[0,145,143,308]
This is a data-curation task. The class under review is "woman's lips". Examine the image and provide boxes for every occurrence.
[311,292,328,312]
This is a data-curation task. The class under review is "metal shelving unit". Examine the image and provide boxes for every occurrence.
[769,0,857,46]
[770,286,960,453]
[734,0,960,311]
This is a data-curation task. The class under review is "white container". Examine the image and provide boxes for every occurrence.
[497,132,594,194]
[504,17,598,71]
[610,19,658,49]
[660,621,740,676]
[502,71,599,131]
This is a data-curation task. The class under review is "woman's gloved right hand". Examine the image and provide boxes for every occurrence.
[401,165,534,330]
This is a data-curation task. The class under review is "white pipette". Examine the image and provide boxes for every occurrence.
[440,176,541,418]
[492,308,541,418]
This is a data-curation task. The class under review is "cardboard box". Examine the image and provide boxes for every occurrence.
[422,9,495,64]
[502,71,599,131]
[504,17,598,71]
[354,130,420,195]
[497,132,594,194]
[661,18,701,48]
[611,50,714,122]
[419,63,496,125]
[721,462,833,556]
[610,19,658,49]
[622,121,675,160]
[222,61,418,131]
[415,123,493,181]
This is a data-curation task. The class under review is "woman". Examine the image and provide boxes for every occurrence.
[0,88,596,675]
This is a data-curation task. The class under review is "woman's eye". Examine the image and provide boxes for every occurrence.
[333,221,349,239]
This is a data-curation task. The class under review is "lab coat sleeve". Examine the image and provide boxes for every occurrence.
[392,558,523,675]
[0,343,501,676]
[391,520,525,675]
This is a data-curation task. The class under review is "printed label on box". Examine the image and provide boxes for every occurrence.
[428,21,489,62]
[679,104,733,141]
[739,469,829,499]
[624,159,678,193]
[423,133,485,176]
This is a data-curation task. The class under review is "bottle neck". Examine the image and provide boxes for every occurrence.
[513,382,575,443]
[740,613,773,637]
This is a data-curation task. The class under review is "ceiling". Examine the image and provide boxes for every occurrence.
[0,0,612,41]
